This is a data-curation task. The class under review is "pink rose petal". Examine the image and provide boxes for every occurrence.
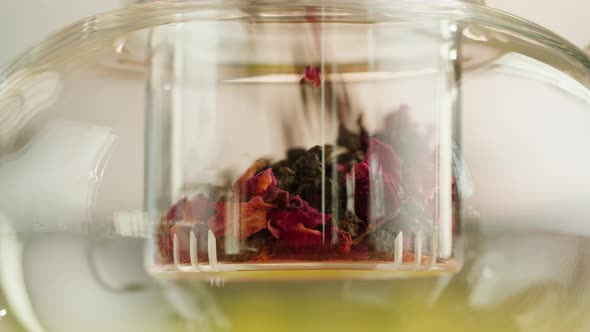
[232,160,268,201]
[267,195,329,239]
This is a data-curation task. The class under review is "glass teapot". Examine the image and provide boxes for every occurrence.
[1,1,590,331]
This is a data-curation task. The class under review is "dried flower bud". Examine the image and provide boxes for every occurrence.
[301,66,321,87]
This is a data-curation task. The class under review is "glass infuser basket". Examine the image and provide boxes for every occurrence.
[146,3,461,277]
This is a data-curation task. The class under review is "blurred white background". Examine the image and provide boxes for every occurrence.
[1,0,590,68]
[0,0,590,332]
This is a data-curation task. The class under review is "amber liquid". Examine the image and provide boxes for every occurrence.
[150,230,590,332]
[158,270,588,332]
[2,231,590,332]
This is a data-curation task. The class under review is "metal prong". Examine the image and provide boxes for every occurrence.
[414,231,423,268]
[394,231,403,265]
[173,234,180,267]
[208,230,218,271]
[430,231,438,270]
[189,231,201,272]
[173,234,192,272]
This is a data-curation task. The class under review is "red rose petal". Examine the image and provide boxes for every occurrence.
[165,197,188,221]
[263,188,290,208]
[246,168,276,198]
[333,227,353,254]
[346,158,400,224]
[208,196,273,239]
[365,137,402,185]
[232,160,268,201]
[267,195,330,239]
[273,224,352,255]
[188,193,214,223]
